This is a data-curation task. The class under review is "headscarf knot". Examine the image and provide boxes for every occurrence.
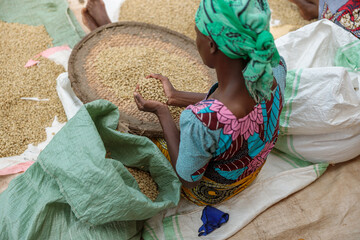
[256,30,274,51]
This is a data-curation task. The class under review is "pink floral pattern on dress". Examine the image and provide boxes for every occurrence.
[187,101,211,114]
[209,100,264,140]
[247,141,275,172]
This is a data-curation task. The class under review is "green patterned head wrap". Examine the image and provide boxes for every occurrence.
[195,0,280,102]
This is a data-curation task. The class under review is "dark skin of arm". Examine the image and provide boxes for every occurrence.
[146,73,207,107]
[134,27,277,189]
[289,0,318,21]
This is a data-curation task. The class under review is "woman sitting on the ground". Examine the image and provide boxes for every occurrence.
[134,0,287,205]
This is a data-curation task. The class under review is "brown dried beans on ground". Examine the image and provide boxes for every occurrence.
[119,0,201,40]
[0,21,66,158]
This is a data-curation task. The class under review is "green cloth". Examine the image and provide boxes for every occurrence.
[0,100,181,240]
[0,0,85,48]
[195,0,280,102]
[335,40,360,72]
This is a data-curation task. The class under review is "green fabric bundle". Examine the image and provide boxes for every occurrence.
[195,0,280,102]
[0,100,181,240]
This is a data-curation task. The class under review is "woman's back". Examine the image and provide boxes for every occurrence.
[176,60,287,205]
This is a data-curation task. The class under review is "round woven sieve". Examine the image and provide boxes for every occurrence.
[68,22,216,137]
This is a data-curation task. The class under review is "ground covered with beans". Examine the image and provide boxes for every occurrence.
[0,21,66,158]
[118,0,201,40]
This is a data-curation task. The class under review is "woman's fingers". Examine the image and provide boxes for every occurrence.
[146,74,172,90]
[146,73,169,83]
[133,91,145,110]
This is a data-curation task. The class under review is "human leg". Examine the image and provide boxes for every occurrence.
[82,0,111,31]
[81,8,99,31]
[289,0,319,20]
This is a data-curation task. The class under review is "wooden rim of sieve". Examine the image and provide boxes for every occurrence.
[68,21,216,138]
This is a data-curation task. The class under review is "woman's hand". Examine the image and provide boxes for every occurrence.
[146,73,178,105]
[147,73,207,107]
[134,85,167,115]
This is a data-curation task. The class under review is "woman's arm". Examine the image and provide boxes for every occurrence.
[168,91,207,107]
[134,91,199,189]
[147,74,207,107]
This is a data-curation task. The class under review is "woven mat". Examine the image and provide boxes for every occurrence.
[69,22,216,137]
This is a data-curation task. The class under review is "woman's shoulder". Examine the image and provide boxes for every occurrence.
[181,100,219,131]
[179,107,222,150]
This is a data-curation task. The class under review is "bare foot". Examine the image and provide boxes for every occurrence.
[289,0,319,20]
[86,0,111,27]
[81,8,99,31]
